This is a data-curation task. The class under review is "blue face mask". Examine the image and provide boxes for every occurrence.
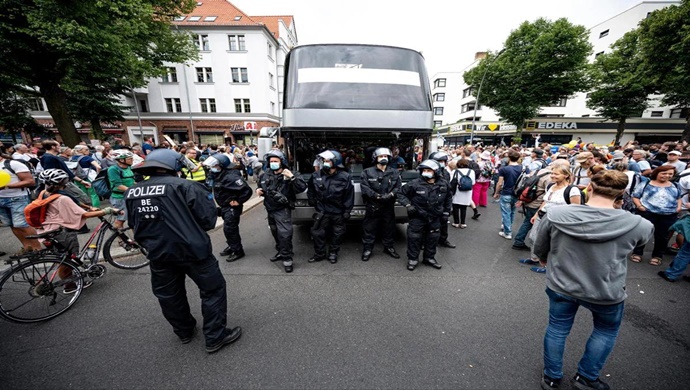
[270,162,281,171]
[210,167,221,173]
[421,172,434,179]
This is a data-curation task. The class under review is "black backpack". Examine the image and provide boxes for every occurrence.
[546,183,586,205]
[517,171,550,203]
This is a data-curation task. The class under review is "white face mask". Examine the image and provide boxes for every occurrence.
[270,162,281,171]
[322,162,332,169]
[210,167,221,173]
[421,172,434,179]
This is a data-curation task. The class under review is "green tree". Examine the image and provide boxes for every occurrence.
[0,0,197,146]
[586,30,651,145]
[637,0,690,140]
[464,18,592,144]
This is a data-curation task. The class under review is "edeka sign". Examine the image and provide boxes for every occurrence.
[525,121,578,130]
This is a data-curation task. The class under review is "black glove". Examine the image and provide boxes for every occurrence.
[406,205,417,215]
[381,192,394,201]
[343,212,351,221]
[441,212,450,223]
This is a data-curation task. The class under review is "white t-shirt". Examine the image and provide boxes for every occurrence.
[0,159,30,198]
[636,159,651,171]
[543,184,581,212]
[12,153,31,162]
[664,160,687,175]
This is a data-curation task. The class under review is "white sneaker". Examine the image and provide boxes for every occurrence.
[498,231,512,240]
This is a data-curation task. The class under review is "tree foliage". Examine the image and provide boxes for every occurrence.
[0,0,198,146]
[637,0,690,140]
[464,18,592,144]
[586,30,651,145]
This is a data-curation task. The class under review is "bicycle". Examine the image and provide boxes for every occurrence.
[0,214,149,323]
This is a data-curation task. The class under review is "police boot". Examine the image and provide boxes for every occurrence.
[361,248,372,262]
[439,240,456,248]
[219,246,233,256]
[328,252,338,264]
[283,259,293,273]
[407,259,418,271]
[308,254,325,263]
[226,251,245,262]
[383,247,400,259]
[270,252,281,262]
[424,258,442,269]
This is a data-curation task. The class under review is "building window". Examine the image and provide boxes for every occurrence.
[139,99,148,113]
[228,34,246,51]
[173,16,186,22]
[192,34,210,51]
[196,67,213,83]
[234,98,251,113]
[161,67,177,83]
[165,98,182,113]
[550,98,567,107]
[650,111,664,117]
[204,16,217,22]
[233,15,242,21]
[599,29,609,38]
[581,114,590,118]
[595,51,604,58]
[270,102,276,114]
[27,98,44,111]
[187,16,201,22]
[671,108,688,118]
[267,43,273,58]
[434,121,442,128]
[461,102,476,113]
[462,87,475,98]
[199,98,216,113]
[269,72,274,87]
[433,107,444,115]
[434,78,446,88]
[231,67,248,83]
[434,93,445,102]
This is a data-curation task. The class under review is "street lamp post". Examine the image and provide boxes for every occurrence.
[470,49,505,145]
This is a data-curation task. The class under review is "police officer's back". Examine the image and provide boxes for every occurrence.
[126,149,241,354]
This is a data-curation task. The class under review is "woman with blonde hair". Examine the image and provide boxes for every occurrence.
[521,165,581,273]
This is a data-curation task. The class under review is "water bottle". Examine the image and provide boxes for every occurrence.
[85,244,97,262]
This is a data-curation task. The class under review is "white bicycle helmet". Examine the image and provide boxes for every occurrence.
[110,149,134,160]
[39,169,70,186]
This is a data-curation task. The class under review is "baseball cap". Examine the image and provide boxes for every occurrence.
[575,152,594,163]
[669,150,682,155]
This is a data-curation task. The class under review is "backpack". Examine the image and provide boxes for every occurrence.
[517,171,550,203]
[66,156,88,180]
[621,173,641,212]
[92,168,122,199]
[4,159,39,199]
[457,170,473,191]
[546,183,586,205]
[512,167,531,197]
[24,191,61,228]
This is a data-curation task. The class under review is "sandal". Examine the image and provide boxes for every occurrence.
[649,257,663,266]
[630,254,642,263]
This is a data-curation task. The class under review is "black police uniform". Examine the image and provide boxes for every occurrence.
[437,168,455,247]
[258,169,308,268]
[125,176,232,346]
[360,164,402,258]
[307,168,354,262]
[398,175,452,268]
[212,168,253,259]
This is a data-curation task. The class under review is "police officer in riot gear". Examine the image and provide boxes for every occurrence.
[398,159,452,271]
[256,150,307,273]
[205,154,253,262]
[429,151,456,249]
[126,149,242,353]
[360,147,402,261]
[307,150,354,264]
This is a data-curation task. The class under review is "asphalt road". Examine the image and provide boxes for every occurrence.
[1,199,689,389]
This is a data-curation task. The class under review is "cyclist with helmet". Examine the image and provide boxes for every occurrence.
[397,159,452,271]
[37,169,118,292]
[429,151,456,249]
[108,149,136,230]
[205,154,252,262]
[256,150,307,273]
[125,149,242,353]
[360,147,402,262]
[307,150,354,264]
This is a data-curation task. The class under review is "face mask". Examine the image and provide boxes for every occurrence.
[378,158,389,165]
[322,162,332,169]
[270,162,281,171]
[210,167,221,173]
[421,172,434,179]
[438,162,446,167]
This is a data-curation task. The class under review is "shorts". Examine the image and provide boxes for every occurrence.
[109,197,127,222]
[0,195,30,228]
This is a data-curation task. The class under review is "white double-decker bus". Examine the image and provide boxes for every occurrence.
[261,44,434,224]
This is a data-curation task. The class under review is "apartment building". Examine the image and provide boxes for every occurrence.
[431,1,683,146]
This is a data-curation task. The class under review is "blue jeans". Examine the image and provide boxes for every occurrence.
[513,206,538,246]
[543,288,624,381]
[664,241,690,280]
[499,195,517,235]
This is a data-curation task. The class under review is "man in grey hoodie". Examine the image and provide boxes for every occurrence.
[533,170,654,390]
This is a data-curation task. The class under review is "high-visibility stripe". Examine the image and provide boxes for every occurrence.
[297,67,421,86]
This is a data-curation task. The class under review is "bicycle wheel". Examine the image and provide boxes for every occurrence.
[103,229,150,270]
[0,258,84,323]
